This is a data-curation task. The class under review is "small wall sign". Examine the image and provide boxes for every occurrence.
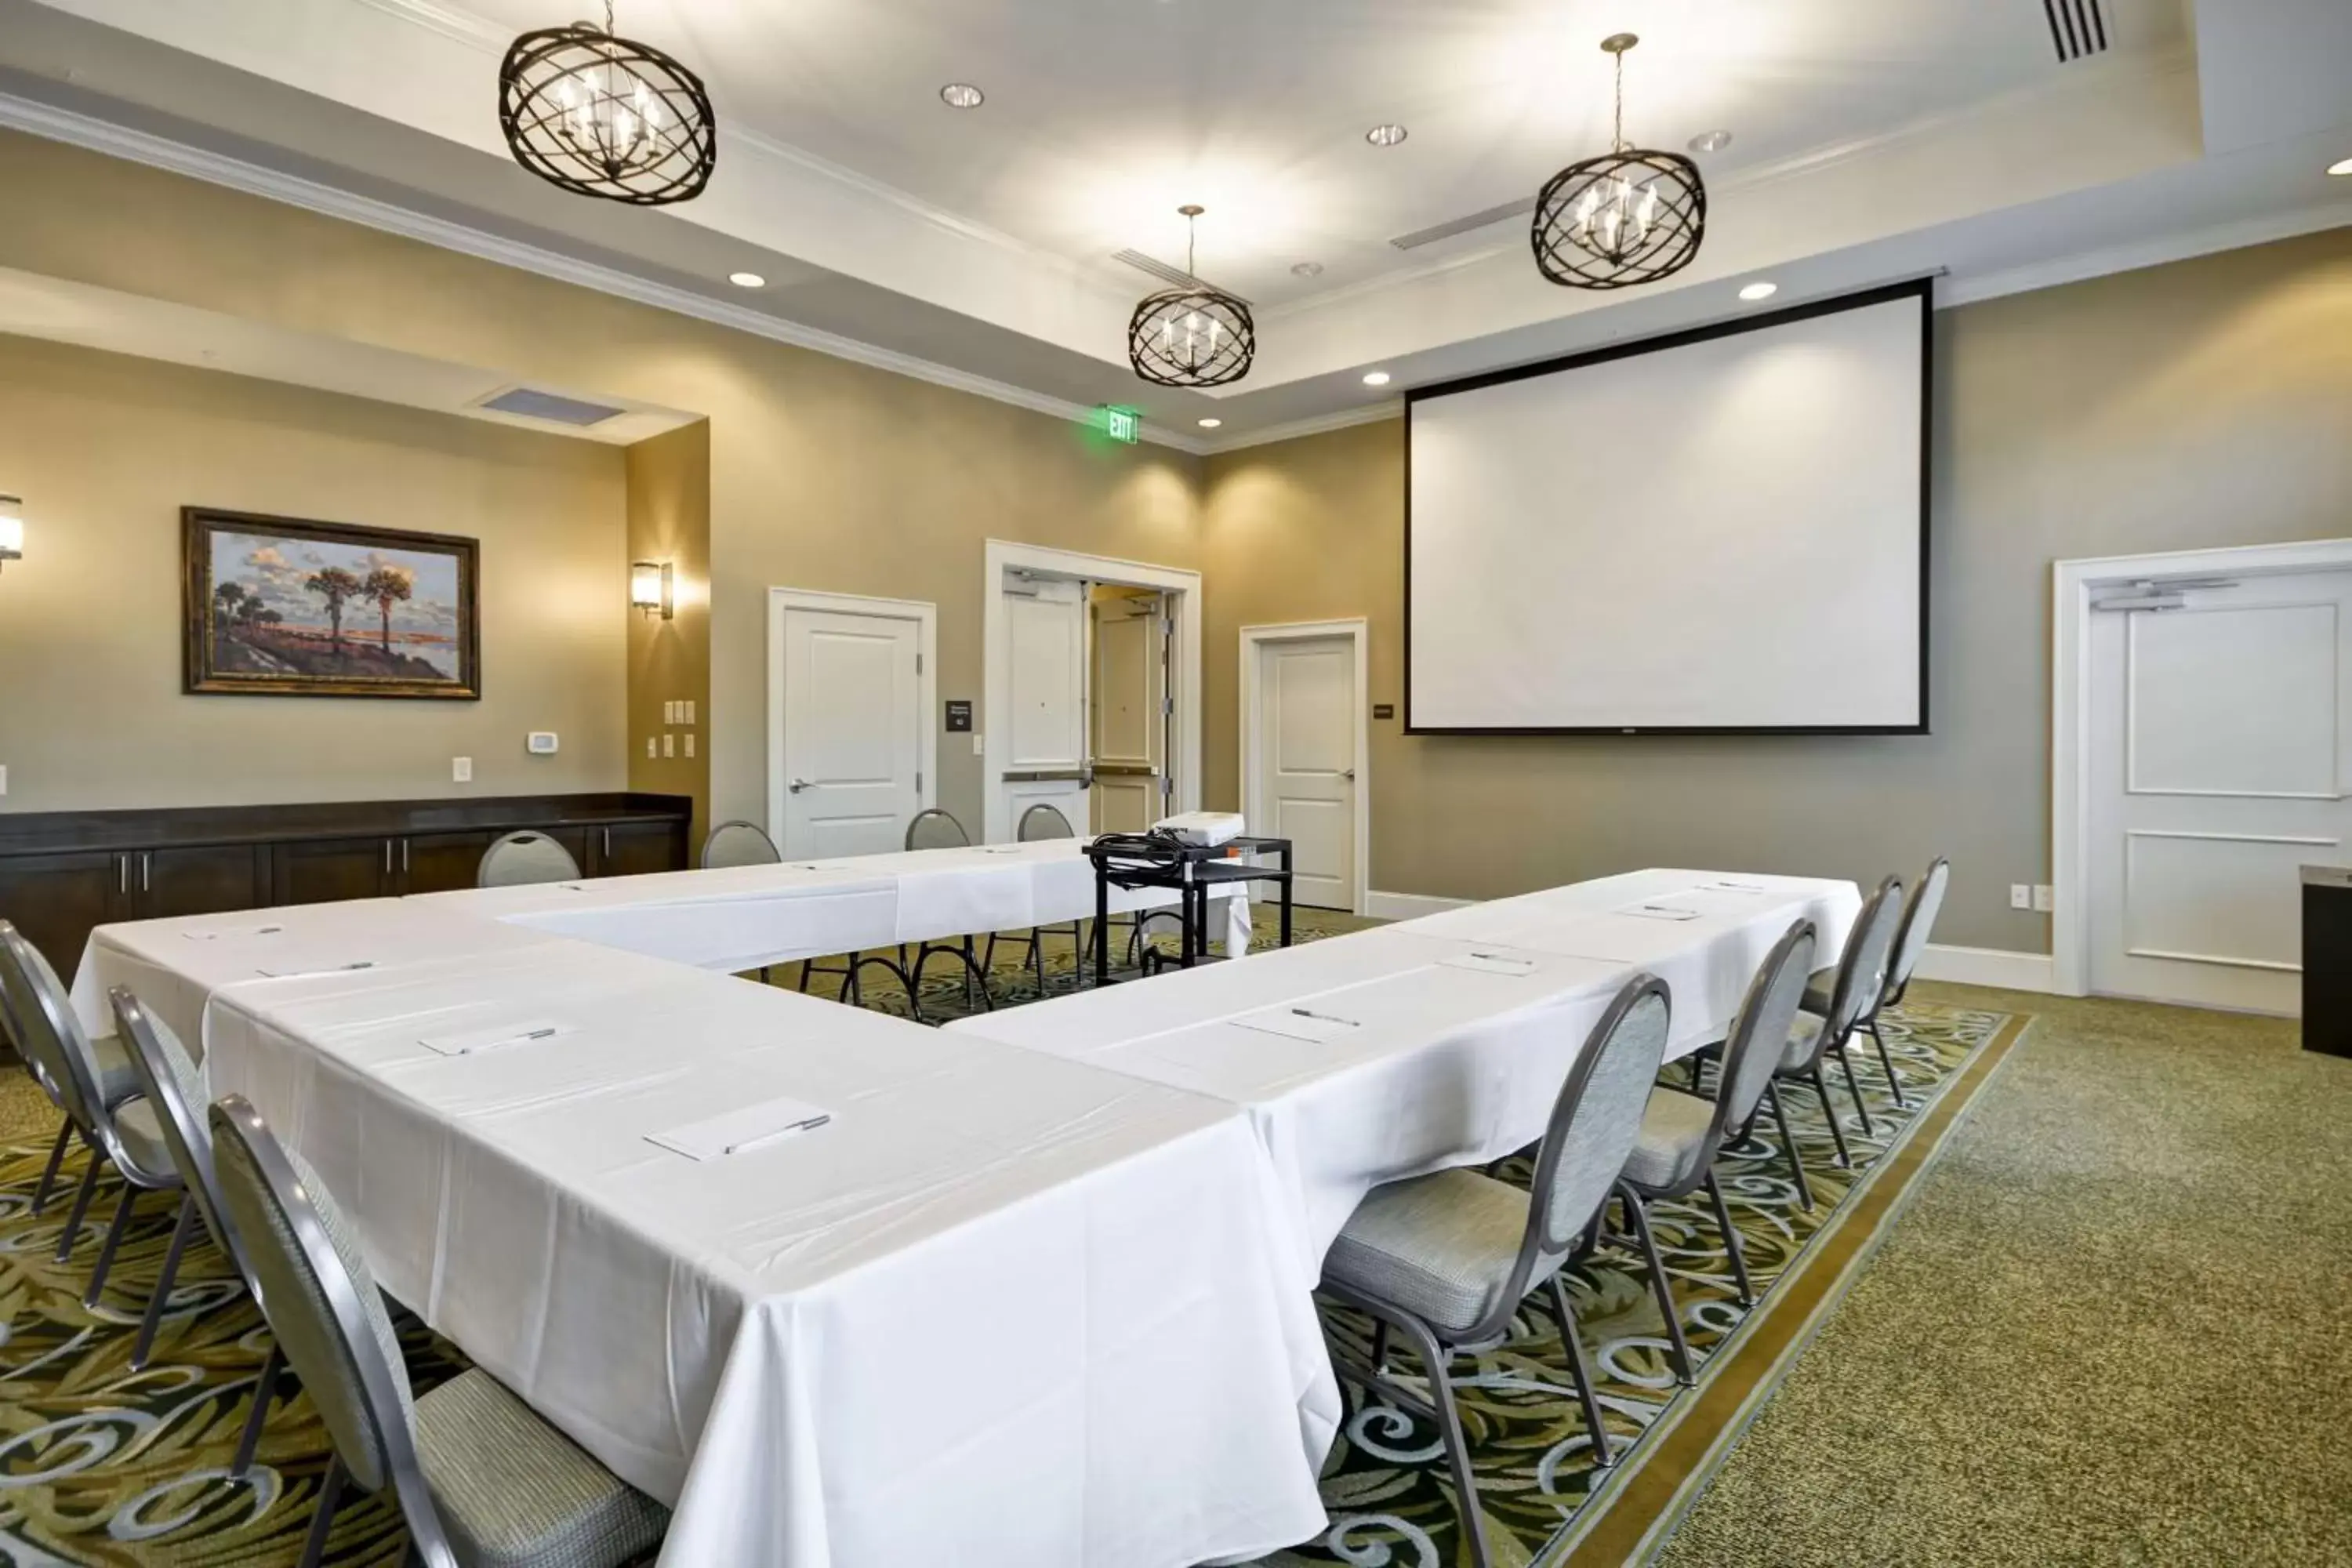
[945,699,975,732]
[1372,703,1396,720]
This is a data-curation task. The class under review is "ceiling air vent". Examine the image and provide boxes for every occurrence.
[1112,249,1253,306]
[2042,0,2109,62]
[476,387,628,427]
[1389,196,1538,252]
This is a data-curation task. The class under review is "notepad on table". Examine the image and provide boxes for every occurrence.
[418,1019,575,1057]
[1232,1006,1362,1044]
[253,960,379,978]
[647,1095,835,1160]
[1614,902,1703,922]
[1441,950,1539,977]
[183,923,285,942]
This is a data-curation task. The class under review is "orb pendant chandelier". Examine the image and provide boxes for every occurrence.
[1127,205,1256,388]
[499,2,717,206]
[1532,34,1705,290]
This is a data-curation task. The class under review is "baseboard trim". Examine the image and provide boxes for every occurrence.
[1364,889,1474,920]
[1914,942,2056,993]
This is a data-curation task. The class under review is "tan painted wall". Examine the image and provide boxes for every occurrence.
[0,333,627,812]
[1205,226,2352,951]
[0,130,1203,839]
[626,420,712,838]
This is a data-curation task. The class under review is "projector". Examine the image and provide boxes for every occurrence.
[1151,811,1247,848]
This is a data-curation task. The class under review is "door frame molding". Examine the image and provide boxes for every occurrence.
[982,540,1202,842]
[2052,536,2352,996]
[766,586,938,851]
[1240,618,1370,916]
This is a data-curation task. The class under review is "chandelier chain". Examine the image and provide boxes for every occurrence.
[603,0,615,36]
[1613,51,1626,154]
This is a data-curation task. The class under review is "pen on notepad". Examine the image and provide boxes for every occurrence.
[724,1115,831,1155]
[1288,1007,1358,1026]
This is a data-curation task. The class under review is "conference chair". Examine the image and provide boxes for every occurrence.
[897,808,992,1015]
[1806,856,1950,1109]
[208,1095,669,1568]
[476,830,583,888]
[700,818,781,870]
[0,920,142,1221]
[982,804,1085,995]
[1773,878,1905,1185]
[1615,920,1817,1378]
[0,922,185,1308]
[1317,975,1671,1568]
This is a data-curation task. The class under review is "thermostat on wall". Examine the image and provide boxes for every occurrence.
[527,732,560,755]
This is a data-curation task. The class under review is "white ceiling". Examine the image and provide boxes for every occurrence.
[0,0,2347,448]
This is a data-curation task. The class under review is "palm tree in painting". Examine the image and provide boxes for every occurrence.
[305,566,363,654]
[361,565,415,652]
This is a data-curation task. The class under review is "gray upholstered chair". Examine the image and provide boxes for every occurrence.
[476,831,583,889]
[1776,877,1905,1175]
[982,804,1085,994]
[207,1095,668,1568]
[1318,975,1672,1568]
[0,919,142,1221]
[1805,856,1949,1108]
[0,921,184,1307]
[1617,920,1817,1380]
[699,818,781,871]
[902,808,970,852]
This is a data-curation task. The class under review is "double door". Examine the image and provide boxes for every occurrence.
[998,576,1172,839]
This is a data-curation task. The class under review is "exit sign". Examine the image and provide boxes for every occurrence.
[1098,405,1141,444]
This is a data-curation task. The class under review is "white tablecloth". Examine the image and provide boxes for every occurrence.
[409,838,1252,971]
[947,869,1860,1264]
[187,935,1338,1568]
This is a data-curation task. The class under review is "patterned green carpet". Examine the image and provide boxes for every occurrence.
[0,915,2005,1566]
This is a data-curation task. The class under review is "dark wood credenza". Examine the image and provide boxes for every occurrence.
[0,793,694,978]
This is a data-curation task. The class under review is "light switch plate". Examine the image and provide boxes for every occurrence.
[684,700,696,724]
[971,733,985,756]
[645,736,656,759]
[452,757,473,783]
[2009,884,2031,910]
[662,732,675,758]
[0,764,9,797]
[684,733,695,759]
[2032,884,2054,913]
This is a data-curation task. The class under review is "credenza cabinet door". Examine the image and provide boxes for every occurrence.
[271,837,396,908]
[591,819,681,880]
[0,850,124,977]
[400,831,500,895]
[137,844,268,922]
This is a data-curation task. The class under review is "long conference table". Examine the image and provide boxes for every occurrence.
[67,850,1857,1568]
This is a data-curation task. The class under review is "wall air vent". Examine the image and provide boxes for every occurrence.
[1389,196,1538,252]
[476,387,628,426]
[2042,0,2110,62]
[1112,249,1253,306]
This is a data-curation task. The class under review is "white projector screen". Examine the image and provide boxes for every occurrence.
[1406,283,1929,733]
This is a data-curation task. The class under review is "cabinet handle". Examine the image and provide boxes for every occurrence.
[118,855,129,895]
[603,827,612,859]
[141,851,151,893]
[384,840,393,875]
[402,840,411,873]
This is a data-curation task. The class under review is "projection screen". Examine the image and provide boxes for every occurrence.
[1406,281,1929,734]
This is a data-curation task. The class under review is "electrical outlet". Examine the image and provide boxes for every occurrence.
[2032,884,2054,913]
[2009,884,2031,910]
[452,757,473,784]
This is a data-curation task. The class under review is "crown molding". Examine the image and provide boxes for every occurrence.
[0,90,1206,455]
[1940,200,2352,307]
[1197,400,1401,456]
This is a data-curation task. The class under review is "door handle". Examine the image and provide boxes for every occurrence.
[788,778,813,794]
[1341,768,1357,782]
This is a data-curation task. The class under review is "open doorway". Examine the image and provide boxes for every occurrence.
[982,541,1202,844]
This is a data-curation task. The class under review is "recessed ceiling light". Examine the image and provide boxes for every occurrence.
[1688,129,1733,154]
[729,271,767,289]
[1198,418,1223,429]
[1363,371,1392,387]
[1291,261,1325,278]
[1366,124,1408,148]
[1738,281,1777,302]
[2330,156,2352,176]
[940,82,985,110]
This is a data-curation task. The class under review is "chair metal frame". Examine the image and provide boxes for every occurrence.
[476,829,583,889]
[209,1094,463,1568]
[800,808,996,1022]
[1318,975,1672,1568]
[0,936,78,1221]
[1851,855,1951,1109]
[0,922,182,1307]
[982,804,1086,996]
[699,818,781,871]
[1616,920,1818,1380]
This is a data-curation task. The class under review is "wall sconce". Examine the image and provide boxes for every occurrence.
[0,495,21,575]
[630,560,674,620]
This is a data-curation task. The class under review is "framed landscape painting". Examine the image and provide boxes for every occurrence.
[183,508,481,699]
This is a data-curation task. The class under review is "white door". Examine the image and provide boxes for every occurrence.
[779,604,924,857]
[1092,589,1169,834]
[2086,570,2352,1012]
[1000,575,1091,839]
[1251,634,1359,910]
